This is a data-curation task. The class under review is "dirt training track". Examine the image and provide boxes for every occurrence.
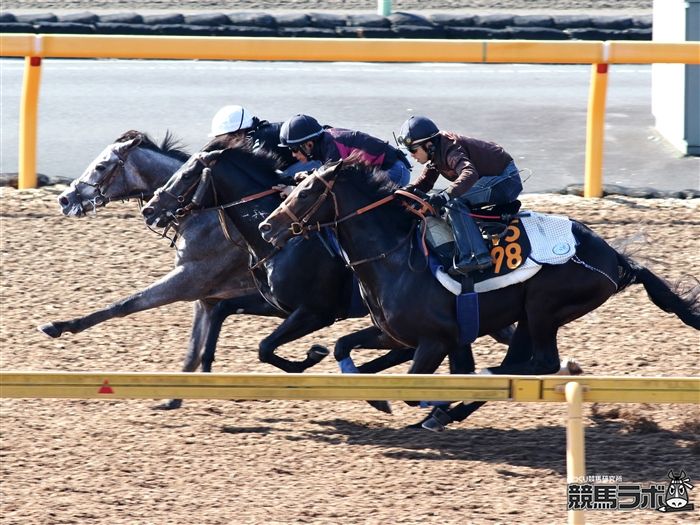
[0,188,698,524]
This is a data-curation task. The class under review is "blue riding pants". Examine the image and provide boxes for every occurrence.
[460,161,523,208]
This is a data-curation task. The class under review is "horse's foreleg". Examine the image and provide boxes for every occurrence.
[488,323,516,345]
[333,325,413,415]
[448,344,475,374]
[257,308,335,373]
[200,294,286,373]
[37,267,206,338]
[435,322,532,426]
[334,326,410,373]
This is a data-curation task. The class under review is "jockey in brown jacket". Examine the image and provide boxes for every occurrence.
[397,116,523,276]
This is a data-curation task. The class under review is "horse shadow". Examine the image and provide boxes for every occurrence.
[269,416,697,479]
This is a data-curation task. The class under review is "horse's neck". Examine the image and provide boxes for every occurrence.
[132,148,184,195]
[225,197,281,258]
[335,187,413,275]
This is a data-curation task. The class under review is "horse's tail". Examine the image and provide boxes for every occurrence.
[616,252,700,330]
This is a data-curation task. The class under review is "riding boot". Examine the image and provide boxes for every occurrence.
[447,201,492,275]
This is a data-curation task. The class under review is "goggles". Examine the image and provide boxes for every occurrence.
[396,135,423,153]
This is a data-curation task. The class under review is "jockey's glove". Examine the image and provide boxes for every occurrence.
[427,191,449,211]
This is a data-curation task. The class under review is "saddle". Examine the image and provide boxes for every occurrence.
[424,200,531,280]
[421,203,576,295]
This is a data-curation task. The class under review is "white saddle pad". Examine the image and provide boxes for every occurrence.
[437,210,576,295]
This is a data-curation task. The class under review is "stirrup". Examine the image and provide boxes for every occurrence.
[449,259,492,275]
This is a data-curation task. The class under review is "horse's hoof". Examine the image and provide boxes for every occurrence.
[421,416,446,432]
[307,345,329,364]
[367,400,392,414]
[37,323,61,338]
[421,407,452,432]
[556,358,584,376]
[153,399,182,410]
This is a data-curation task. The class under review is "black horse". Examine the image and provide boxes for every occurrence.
[259,160,700,427]
[141,139,513,386]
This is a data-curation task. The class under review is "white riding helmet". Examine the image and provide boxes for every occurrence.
[208,105,255,137]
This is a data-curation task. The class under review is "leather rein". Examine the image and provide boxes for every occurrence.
[152,152,283,265]
[279,172,435,266]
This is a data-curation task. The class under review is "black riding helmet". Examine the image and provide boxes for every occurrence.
[278,114,324,147]
[397,116,439,150]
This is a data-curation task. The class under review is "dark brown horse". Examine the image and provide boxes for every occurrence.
[259,160,700,428]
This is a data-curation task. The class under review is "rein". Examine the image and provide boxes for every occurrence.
[283,174,435,266]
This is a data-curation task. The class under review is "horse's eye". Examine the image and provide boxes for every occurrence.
[95,164,106,172]
[298,190,308,199]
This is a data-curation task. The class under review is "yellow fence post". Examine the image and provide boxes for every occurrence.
[584,63,609,198]
[566,381,586,525]
[18,56,42,189]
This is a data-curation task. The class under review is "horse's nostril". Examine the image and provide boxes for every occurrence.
[142,207,154,217]
[58,196,69,206]
[259,222,271,233]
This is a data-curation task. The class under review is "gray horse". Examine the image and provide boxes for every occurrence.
[40,131,283,409]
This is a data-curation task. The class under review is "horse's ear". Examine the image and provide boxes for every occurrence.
[118,136,142,152]
[668,470,676,479]
[200,149,224,165]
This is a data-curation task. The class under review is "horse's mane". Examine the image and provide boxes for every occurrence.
[336,155,400,199]
[207,134,284,172]
[114,130,190,163]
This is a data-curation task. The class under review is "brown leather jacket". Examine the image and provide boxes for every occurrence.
[413,131,513,198]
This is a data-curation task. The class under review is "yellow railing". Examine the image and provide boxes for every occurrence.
[1,34,699,194]
[1,371,697,525]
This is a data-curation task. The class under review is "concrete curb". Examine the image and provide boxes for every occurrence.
[0,11,653,40]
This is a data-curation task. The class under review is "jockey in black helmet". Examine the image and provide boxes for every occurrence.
[279,114,412,186]
[397,115,522,276]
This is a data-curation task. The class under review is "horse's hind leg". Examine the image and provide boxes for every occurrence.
[200,294,285,373]
[155,300,217,410]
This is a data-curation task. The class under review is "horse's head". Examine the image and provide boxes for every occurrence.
[58,130,188,217]
[143,138,284,230]
[259,161,343,248]
[58,134,145,216]
[141,149,223,228]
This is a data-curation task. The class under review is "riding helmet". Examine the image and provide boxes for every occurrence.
[397,116,440,149]
[279,114,323,147]
[209,105,256,137]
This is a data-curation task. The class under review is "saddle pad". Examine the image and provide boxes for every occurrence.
[519,211,576,265]
[427,211,575,295]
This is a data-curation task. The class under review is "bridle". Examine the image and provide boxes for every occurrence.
[74,147,131,208]
[149,149,282,250]
[278,172,339,236]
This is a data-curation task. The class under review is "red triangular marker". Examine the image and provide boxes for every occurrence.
[98,379,114,394]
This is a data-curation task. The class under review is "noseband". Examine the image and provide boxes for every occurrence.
[75,148,129,206]
[280,173,339,236]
